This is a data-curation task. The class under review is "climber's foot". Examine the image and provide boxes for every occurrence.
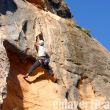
[53,75,57,83]
[24,73,29,80]
[48,70,54,76]
[48,72,57,82]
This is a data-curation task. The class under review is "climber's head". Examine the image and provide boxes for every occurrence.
[37,32,44,39]
[36,32,44,41]
[39,32,43,39]
[39,40,44,46]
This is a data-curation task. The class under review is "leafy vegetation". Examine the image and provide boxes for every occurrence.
[75,25,92,37]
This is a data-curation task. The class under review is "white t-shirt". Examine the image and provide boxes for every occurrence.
[38,45,46,57]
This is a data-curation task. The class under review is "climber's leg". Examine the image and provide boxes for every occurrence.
[28,60,41,75]
[41,58,53,76]
[24,59,41,79]
[43,64,53,75]
[43,64,57,82]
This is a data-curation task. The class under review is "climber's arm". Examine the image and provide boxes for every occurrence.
[34,42,39,51]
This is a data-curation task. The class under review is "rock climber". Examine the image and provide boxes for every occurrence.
[24,33,54,79]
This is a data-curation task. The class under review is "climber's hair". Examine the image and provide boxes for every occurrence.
[36,36,38,42]
[36,32,44,41]
[39,32,44,41]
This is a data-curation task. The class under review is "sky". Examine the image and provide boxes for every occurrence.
[65,0,110,51]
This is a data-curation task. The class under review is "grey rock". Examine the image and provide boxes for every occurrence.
[0,0,110,110]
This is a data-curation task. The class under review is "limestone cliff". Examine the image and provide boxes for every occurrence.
[0,0,110,110]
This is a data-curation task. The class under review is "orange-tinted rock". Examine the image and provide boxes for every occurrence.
[2,50,66,110]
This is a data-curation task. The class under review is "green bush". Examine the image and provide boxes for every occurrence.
[75,25,92,37]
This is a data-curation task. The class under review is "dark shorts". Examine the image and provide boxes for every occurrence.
[28,56,51,75]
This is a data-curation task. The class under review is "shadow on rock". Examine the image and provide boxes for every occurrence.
[0,0,17,15]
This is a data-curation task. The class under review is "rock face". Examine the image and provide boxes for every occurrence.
[26,0,72,18]
[0,46,9,105]
[0,0,110,110]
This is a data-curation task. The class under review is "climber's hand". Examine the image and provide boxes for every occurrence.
[34,42,38,48]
